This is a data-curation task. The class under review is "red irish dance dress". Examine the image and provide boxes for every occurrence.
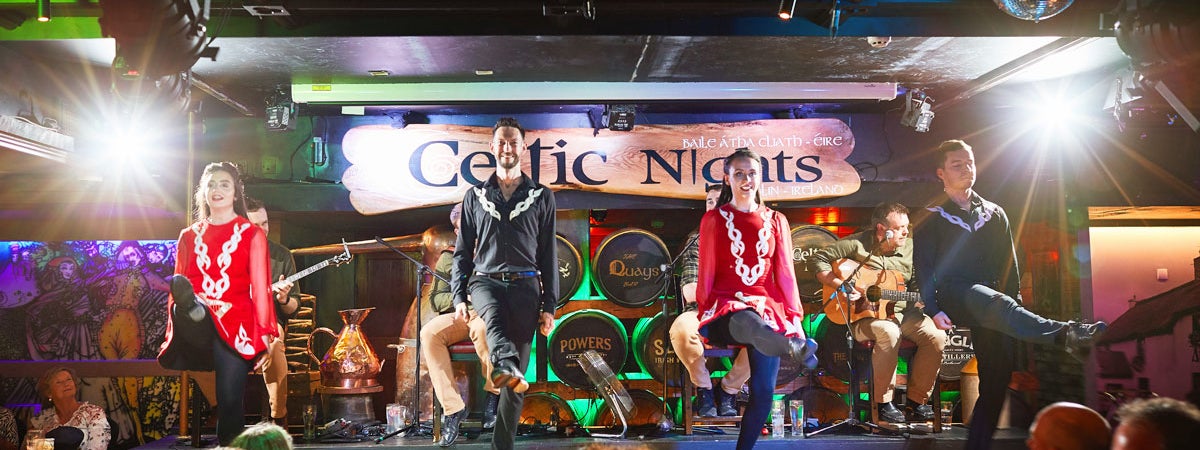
[158,217,276,369]
[695,203,805,339]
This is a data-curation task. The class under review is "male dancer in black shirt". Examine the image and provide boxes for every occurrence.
[452,117,558,450]
[914,139,1106,450]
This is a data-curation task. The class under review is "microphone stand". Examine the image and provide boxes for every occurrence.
[652,231,699,432]
[807,233,896,438]
[374,237,446,442]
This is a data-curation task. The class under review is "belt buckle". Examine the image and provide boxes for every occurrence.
[499,273,514,282]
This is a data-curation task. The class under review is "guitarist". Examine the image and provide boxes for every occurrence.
[246,197,299,427]
[810,202,944,424]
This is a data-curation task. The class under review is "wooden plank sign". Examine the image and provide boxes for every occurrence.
[342,118,858,214]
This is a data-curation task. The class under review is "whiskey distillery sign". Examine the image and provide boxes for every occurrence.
[341,118,859,214]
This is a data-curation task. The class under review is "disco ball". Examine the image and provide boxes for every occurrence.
[994,0,1074,22]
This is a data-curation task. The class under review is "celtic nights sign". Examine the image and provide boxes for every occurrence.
[341,119,859,214]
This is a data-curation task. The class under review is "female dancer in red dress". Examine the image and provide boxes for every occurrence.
[696,148,818,449]
[157,162,277,445]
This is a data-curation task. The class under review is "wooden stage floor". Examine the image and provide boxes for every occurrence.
[140,425,1030,449]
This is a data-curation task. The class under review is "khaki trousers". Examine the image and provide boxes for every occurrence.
[420,310,496,415]
[850,314,946,404]
[669,310,751,394]
[262,323,288,419]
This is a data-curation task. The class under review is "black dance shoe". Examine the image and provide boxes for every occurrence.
[787,337,819,370]
[170,275,207,323]
[491,364,529,394]
[1065,320,1107,360]
[482,392,499,430]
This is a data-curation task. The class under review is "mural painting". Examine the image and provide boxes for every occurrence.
[0,240,189,449]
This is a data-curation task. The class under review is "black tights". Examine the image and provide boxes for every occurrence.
[177,301,251,446]
[212,337,252,445]
[703,311,785,450]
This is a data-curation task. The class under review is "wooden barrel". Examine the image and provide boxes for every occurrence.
[811,315,852,382]
[792,387,850,426]
[555,234,583,308]
[593,389,673,428]
[591,228,669,307]
[776,346,805,388]
[631,312,683,387]
[519,392,577,427]
[548,310,628,389]
[940,327,974,381]
[790,225,838,302]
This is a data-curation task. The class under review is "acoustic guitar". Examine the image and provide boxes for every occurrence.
[821,258,920,325]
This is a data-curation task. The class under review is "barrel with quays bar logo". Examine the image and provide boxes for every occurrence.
[591,228,670,308]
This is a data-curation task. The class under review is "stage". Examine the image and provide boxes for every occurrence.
[139,425,1030,449]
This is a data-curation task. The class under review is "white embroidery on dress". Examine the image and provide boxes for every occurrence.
[475,187,502,220]
[720,208,771,286]
[193,222,250,318]
[510,188,542,220]
[734,291,777,329]
[782,316,803,337]
[234,325,254,356]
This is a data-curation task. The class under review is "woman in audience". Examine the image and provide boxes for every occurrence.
[28,367,110,450]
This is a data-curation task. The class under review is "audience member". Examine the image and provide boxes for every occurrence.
[1111,397,1200,450]
[229,422,292,450]
[28,367,110,450]
[1025,401,1110,450]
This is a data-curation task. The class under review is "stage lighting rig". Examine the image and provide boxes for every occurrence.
[901,89,935,132]
[265,85,295,131]
[605,104,637,132]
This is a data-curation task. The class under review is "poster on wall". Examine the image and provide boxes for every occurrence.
[0,240,183,449]
[342,118,859,214]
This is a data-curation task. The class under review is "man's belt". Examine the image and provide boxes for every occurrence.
[475,271,540,282]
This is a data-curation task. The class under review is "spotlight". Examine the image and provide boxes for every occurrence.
[778,0,796,20]
[265,85,295,131]
[36,0,50,22]
[605,104,636,132]
[900,89,935,132]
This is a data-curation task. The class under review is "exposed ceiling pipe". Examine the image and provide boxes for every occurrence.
[191,75,256,117]
[933,37,1097,112]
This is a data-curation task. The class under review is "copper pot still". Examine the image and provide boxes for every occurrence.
[307,307,383,389]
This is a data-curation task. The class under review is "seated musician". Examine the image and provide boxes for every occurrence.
[420,203,498,447]
[809,202,945,424]
[669,183,751,417]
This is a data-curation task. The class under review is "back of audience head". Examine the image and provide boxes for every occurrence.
[1112,397,1200,450]
[229,422,292,450]
[1026,401,1110,450]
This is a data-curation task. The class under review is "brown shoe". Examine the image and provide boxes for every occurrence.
[490,365,529,393]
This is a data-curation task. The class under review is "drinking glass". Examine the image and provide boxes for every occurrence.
[940,401,954,430]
